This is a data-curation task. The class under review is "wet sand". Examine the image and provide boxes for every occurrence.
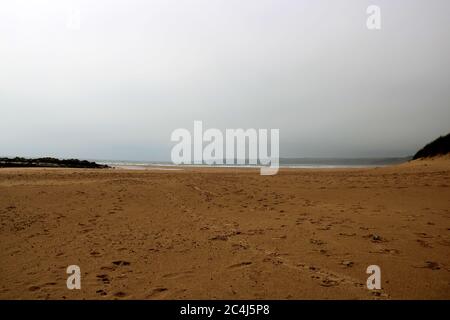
[0,158,449,299]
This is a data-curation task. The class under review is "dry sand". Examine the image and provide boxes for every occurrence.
[0,158,449,299]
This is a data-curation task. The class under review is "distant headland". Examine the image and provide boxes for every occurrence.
[413,133,450,160]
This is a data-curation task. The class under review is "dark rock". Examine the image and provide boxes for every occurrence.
[0,157,109,169]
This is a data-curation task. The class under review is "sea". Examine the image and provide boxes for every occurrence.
[94,157,412,170]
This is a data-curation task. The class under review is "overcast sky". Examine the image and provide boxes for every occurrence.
[1,0,449,160]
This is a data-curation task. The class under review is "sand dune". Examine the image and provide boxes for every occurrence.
[0,159,449,299]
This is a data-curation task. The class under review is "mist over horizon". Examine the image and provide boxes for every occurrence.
[1,0,449,161]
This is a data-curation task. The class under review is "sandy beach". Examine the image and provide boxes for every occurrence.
[0,158,449,300]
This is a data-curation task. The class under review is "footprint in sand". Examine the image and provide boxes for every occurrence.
[44,282,57,286]
[146,287,169,298]
[227,261,253,269]
[113,291,127,298]
[417,239,433,248]
[96,274,111,284]
[320,278,340,287]
[112,260,131,267]
[310,238,326,246]
[415,261,441,270]
[96,289,107,296]
[28,285,40,292]
[162,271,194,279]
